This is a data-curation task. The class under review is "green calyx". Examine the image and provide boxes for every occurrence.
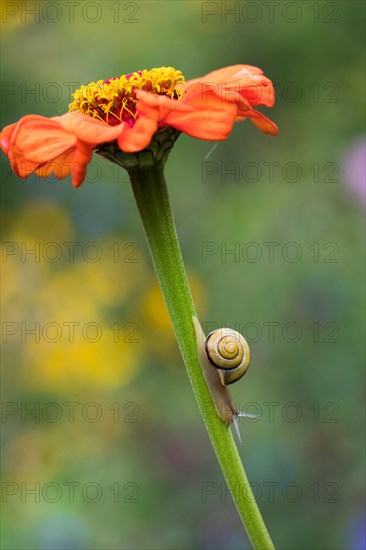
[96,126,181,171]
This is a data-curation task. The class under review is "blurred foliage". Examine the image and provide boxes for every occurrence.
[0,1,365,549]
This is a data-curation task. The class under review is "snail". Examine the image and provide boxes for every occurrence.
[193,316,258,444]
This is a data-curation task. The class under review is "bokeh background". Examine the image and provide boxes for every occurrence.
[1,1,365,549]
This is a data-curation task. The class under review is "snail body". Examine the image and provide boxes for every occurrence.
[193,317,253,444]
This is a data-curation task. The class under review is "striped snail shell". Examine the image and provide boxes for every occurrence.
[205,328,250,385]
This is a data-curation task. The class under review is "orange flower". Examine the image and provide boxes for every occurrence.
[1,65,277,187]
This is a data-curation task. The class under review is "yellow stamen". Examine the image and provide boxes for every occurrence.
[69,67,185,127]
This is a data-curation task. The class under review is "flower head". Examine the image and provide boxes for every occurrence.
[1,65,278,187]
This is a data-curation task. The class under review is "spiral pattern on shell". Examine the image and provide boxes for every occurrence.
[205,328,250,385]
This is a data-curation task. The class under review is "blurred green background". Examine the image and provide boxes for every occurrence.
[1,1,365,549]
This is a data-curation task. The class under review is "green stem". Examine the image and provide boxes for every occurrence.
[127,162,274,550]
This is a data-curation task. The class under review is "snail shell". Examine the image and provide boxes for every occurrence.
[205,328,250,385]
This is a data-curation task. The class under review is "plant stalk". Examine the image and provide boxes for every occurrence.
[126,162,274,550]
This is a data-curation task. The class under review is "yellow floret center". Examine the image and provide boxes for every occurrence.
[68,66,185,127]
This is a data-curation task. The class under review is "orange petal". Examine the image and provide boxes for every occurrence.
[34,148,77,179]
[57,112,125,145]
[1,115,76,178]
[185,64,264,88]
[241,85,275,108]
[43,140,93,188]
[71,140,94,187]
[166,84,238,140]
[244,110,278,136]
[0,122,17,156]
[118,91,193,152]
[118,118,158,153]
[0,113,122,184]
[135,90,194,117]
[127,87,238,142]
[12,115,75,161]
[186,65,275,108]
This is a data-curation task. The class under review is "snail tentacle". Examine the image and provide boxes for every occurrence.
[232,415,243,445]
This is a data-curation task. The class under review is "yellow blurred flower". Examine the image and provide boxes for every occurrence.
[2,201,147,393]
[25,330,141,392]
